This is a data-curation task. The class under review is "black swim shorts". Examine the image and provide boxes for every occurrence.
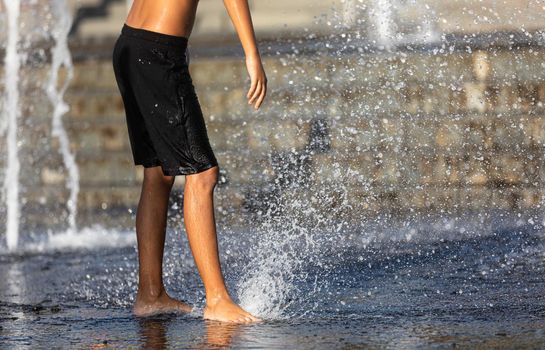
[112,24,218,176]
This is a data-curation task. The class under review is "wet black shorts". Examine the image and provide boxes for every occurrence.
[112,24,218,176]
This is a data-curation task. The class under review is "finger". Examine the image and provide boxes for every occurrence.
[254,83,267,109]
[247,79,257,99]
[249,82,262,104]
[257,84,267,109]
[249,82,263,105]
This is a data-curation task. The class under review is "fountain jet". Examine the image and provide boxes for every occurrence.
[46,0,80,235]
[2,0,80,249]
[2,0,22,250]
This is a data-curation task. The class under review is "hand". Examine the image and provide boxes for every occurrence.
[245,55,267,110]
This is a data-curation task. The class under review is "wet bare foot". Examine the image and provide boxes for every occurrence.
[133,291,193,317]
[204,296,261,324]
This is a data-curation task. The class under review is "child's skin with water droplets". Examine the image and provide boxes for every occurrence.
[123,0,266,323]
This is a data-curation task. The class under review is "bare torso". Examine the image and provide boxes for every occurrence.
[125,0,199,38]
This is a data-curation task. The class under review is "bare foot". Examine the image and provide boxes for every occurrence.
[133,291,193,317]
[204,296,261,324]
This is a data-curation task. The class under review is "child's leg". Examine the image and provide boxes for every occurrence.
[133,166,191,316]
[183,166,259,323]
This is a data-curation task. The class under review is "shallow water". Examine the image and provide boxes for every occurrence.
[1,212,545,349]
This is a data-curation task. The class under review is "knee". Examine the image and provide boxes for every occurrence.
[187,166,218,193]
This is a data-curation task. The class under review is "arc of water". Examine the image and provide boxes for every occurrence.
[46,0,80,235]
[2,0,21,250]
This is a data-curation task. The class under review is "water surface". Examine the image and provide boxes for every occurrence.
[1,212,545,349]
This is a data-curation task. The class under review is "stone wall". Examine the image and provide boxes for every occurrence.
[4,33,545,230]
[65,0,545,41]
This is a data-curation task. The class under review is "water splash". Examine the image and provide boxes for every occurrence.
[235,0,445,320]
[46,0,80,234]
[2,0,22,250]
[237,149,352,319]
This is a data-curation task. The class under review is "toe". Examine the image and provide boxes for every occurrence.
[243,311,260,322]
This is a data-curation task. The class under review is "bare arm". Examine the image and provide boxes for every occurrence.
[223,0,267,109]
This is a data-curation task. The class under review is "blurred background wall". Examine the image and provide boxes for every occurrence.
[67,0,545,40]
[2,0,545,231]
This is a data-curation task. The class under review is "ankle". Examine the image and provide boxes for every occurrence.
[137,285,166,301]
[205,290,232,307]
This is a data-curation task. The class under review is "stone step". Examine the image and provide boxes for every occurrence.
[76,1,127,39]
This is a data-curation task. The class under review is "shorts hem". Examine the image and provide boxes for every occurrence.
[136,159,218,176]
